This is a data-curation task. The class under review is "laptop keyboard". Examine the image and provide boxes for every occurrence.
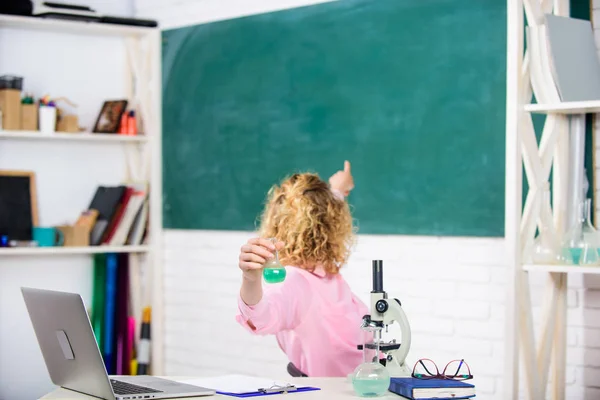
[111,379,163,395]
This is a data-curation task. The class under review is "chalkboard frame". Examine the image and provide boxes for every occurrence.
[0,170,39,240]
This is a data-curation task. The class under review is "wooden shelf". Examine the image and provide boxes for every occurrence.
[523,263,600,274]
[0,14,155,37]
[0,130,147,143]
[524,101,600,114]
[0,245,149,256]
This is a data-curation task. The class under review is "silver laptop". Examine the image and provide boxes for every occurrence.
[21,287,215,399]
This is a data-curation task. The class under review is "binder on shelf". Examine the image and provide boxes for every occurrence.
[126,199,148,245]
[544,14,600,103]
[91,254,106,350]
[88,186,127,245]
[108,184,147,246]
[103,253,118,374]
[114,254,130,375]
[101,186,134,244]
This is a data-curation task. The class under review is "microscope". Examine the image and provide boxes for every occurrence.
[358,260,412,377]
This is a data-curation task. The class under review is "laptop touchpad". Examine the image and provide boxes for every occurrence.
[56,330,75,360]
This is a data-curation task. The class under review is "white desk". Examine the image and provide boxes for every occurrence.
[40,377,401,399]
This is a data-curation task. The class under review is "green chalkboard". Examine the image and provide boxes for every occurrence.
[162,0,508,236]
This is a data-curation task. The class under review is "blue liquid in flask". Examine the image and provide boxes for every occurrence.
[569,248,582,265]
[352,362,390,397]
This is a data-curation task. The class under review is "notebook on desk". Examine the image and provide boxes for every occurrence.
[389,377,475,400]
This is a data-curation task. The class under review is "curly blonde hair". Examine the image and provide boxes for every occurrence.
[258,172,355,275]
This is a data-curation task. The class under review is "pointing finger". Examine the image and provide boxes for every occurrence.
[344,160,351,173]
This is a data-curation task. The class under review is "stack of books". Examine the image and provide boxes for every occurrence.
[87,184,149,247]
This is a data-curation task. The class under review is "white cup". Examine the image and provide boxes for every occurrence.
[39,106,57,134]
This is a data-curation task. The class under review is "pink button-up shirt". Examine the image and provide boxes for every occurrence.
[236,266,368,377]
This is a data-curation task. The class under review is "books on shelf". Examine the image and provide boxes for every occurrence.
[88,183,149,247]
[92,253,136,375]
[127,199,149,246]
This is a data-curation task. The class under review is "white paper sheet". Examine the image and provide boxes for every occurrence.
[177,374,291,394]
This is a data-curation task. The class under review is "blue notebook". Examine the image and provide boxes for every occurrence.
[389,378,475,400]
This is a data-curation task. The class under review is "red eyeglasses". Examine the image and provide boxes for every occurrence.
[411,358,473,381]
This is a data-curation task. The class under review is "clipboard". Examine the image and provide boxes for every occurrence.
[175,375,321,398]
[218,384,321,398]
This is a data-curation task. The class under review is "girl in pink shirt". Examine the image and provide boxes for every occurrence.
[236,161,369,377]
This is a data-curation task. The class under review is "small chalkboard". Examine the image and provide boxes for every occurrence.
[0,170,38,241]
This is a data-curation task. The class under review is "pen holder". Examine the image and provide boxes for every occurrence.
[39,105,57,134]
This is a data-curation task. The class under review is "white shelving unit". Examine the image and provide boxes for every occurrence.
[0,14,163,376]
[525,100,600,114]
[0,245,150,256]
[0,14,151,37]
[0,129,148,143]
[505,1,597,399]
[523,264,600,274]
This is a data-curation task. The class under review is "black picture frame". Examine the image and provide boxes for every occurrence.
[92,100,128,133]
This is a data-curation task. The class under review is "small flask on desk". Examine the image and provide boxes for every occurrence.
[352,326,390,397]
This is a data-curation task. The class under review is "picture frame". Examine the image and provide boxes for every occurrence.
[92,99,128,133]
[0,170,38,241]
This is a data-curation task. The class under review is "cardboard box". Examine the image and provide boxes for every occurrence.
[57,114,79,133]
[0,89,21,130]
[21,103,38,130]
[56,225,91,247]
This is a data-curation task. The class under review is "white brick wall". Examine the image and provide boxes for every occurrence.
[162,230,600,399]
[163,230,508,397]
[139,0,600,398]
[160,229,600,399]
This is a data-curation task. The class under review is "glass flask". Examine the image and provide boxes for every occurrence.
[263,238,286,283]
[582,198,600,266]
[562,199,600,266]
[352,325,390,397]
[531,185,561,265]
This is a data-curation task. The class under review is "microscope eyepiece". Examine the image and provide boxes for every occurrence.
[372,260,384,293]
